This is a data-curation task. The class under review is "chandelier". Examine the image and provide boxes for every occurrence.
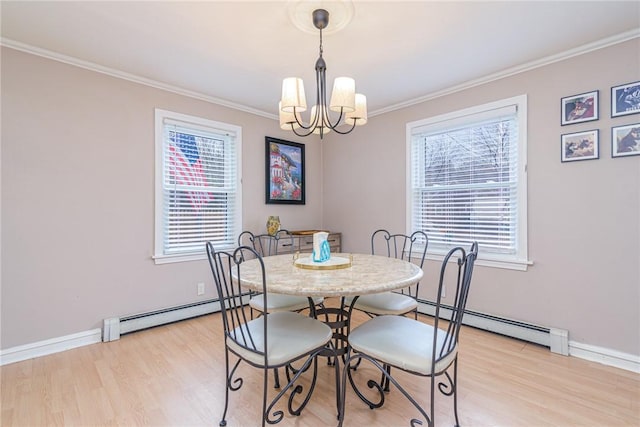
[279,8,367,139]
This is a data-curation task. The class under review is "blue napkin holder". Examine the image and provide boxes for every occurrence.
[312,240,331,262]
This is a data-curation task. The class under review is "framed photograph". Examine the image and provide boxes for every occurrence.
[561,129,599,162]
[611,81,640,118]
[265,136,305,204]
[612,123,640,158]
[561,90,598,125]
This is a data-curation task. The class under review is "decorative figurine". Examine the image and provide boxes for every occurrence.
[266,216,281,236]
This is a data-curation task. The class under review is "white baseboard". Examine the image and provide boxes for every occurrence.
[569,341,640,373]
[417,301,569,354]
[0,299,224,366]
[0,328,102,366]
[2,310,639,374]
[418,300,639,373]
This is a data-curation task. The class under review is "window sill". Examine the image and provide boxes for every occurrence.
[153,253,207,265]
[425,252,532,271]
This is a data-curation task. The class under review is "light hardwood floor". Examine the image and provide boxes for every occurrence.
[2,299,639,426]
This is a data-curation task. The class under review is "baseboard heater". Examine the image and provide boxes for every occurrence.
[417,300,569,356]
[103,298,223,342]
[103,298,569,356]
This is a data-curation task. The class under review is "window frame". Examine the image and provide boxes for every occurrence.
[153,109,242,264]
[406,95,530,271]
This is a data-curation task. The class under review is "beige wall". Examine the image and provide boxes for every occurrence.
[0,47,323,348]
[2,38,639,359]
[323,39,640,356]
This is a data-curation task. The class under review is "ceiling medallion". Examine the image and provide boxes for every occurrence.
[287,0,355,35]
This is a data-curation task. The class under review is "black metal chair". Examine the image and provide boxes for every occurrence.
[206,242,339,427]
[345,229,428,319]
[238,230,326,389]
[239,230,324,315]
[340,242,478,427]
[343,230,429,391]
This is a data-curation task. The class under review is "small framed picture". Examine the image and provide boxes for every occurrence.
[612,123,640,158]
[561,90,598,125]
[611,81,640,118]
[265,136,305,204]
[561,129,599,162]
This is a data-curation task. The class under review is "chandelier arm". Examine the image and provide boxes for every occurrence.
[327,116,358,135]
[291,107,311,130]
[323,108,345,130]
[289,124,317,137]
[287,106,320,137]
[320,101,358,135]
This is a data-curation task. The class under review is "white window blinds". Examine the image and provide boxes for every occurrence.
[155,110,241,262]
[408,96,527,265]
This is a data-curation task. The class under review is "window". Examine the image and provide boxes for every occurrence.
[154,109,242,264]
[407,95,528,270]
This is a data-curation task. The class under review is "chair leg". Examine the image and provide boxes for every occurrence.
[345,352,432,425]
[261,365,269,427]
[452,358,460,427]
[273,368,280,389]
[264,348,326,422]
[335,358,341,421]
[382,364,392,392]
[430,367,436,427]
[338,349,352,427]
[220,351,230,427]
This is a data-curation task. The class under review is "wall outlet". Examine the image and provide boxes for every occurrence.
[197,282,205,296]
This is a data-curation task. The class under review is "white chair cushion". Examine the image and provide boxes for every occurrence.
[227,311,332,366]
[250,293,323,313]
[348,315,457,375]
[346,292,417,315]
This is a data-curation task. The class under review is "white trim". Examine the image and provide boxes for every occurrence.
[419,301,640,373]
[0,329,102,366]
[407,95,529,271]
[569,341,640,373]
[3,30,638,120]
[372,29,640,117]
[425,253,533,272]
[0,38,275,120]
[2,317,638,374]
[153,109,242,264]
[152,252,207,264]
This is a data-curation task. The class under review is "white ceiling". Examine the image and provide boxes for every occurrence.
[2,1,639,118]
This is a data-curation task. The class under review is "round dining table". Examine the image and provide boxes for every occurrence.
[234,252,423,298]
[234,252,423,359]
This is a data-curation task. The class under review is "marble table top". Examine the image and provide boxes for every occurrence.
[235,253,424,297]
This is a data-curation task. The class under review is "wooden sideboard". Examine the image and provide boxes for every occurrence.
[278,232,342,254]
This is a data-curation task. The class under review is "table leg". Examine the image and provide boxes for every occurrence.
[308,297,360,362]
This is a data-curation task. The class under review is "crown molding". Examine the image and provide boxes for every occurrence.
[370,28,640,117]
[3,28,638,121]
[0,37,278,121]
